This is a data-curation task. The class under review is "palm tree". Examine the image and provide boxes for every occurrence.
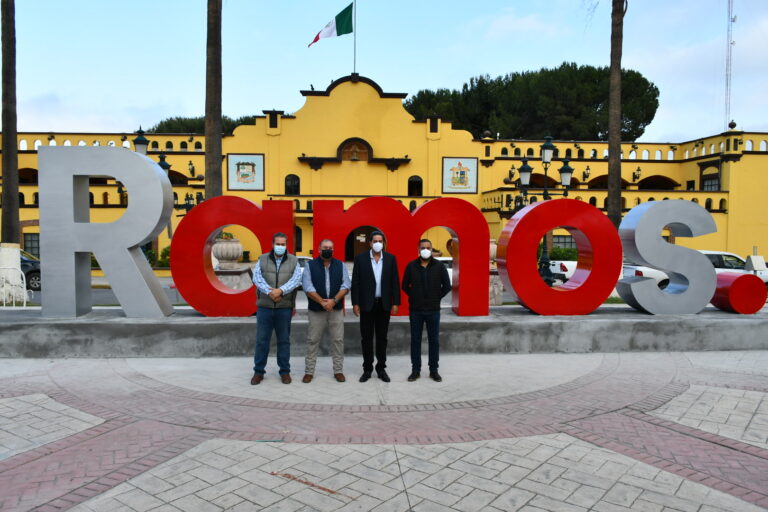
[1,0,19,245]
[606,0,627,228]
[205,0,223,199]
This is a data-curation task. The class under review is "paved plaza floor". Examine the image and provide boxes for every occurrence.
[1,351,768,511]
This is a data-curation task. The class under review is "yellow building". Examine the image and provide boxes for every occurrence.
[2,74,768,265]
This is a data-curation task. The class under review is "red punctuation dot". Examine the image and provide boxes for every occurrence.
[711,272,767,314]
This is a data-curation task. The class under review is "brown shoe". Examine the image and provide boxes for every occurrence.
[281,374,292,384]
[302,374,313,383]
[250,374,263,385]
[334,373,346,382]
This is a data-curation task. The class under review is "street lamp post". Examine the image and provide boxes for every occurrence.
[514,136,575,287]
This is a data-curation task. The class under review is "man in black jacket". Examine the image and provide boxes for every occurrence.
[402,239,451,382]
[351,231,400,383]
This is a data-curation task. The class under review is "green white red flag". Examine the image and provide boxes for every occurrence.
[308,3,354,47]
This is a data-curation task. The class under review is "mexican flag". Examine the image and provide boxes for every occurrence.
[308,3,353,47]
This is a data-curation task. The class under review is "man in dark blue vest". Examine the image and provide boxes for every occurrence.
[302,239,351,383]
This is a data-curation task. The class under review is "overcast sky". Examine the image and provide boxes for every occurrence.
[8,0,768,142]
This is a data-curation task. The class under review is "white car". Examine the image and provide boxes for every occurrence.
[623,251,768,289]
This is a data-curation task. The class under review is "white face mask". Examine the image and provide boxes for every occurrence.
[372,242,384,253]
[420,249,432,260]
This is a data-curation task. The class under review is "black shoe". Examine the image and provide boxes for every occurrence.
[429,372,442,382]
[377,370,391,383]
[408,372,420,382]
[359,372,372,382]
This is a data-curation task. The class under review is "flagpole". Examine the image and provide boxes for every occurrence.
[353,0,357,73]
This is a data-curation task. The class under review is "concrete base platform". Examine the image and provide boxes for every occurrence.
[1,305,767,357]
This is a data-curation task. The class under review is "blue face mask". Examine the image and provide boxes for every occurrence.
[273,245,286,256]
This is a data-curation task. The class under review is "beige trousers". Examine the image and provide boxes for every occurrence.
[305,309,345,375]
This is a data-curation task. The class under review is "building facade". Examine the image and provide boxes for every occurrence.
[2,74,768,265]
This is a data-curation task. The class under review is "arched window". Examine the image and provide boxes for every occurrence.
[629,150,636,160]
[172,192,178,205]
[514,148,521,156]
[122,140,130,148]
[103,192,109,205]
[691,198,699,204]
[78,140,87,146]
[180,141,188,151]
[165,141,173,151]
[635,198,641,205]
[63,139,72,146]
[565,149,572,158]
[684,150,689,159]
[107,140,116,147]
[705,198,713,211]
[745,140,753,151]
[526,148,534,157]
[603,197,608,209]
[341,140,369,161]
[19,140,27,150]
[150,141,159,150]
[667,150,674,160]
[409,200,417,212]
[19,192,25,205]
[284,174,300,195]
[603,149,609,158]
[719,199,727,211]
[34,139,42,149]
[760,140,768,151]
[89,192,94,205]
[642,150,649,160]
[710,143,715,154]
[500,147,508,156]
[577,149,584,159]
[654,150,661,160]
[589,197,597,207]
[93,140,100,146]
[195,141,203,151]
[33,192,39,205]
[49,139,57,146]
[408,176,423,197]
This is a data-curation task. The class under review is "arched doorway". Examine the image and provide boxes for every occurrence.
[344,225,380,262]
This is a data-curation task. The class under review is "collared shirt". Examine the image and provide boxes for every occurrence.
[370,249,383,298]
[252,254,302,295]
[301,260,351,296]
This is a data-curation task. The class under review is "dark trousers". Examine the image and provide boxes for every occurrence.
[409,310,440,373]
[360,299,390,373]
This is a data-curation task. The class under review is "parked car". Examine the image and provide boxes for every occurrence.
[623,250,768,290]
[20,250,41,291]
[434,257,454,285]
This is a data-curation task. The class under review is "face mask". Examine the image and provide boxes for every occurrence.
[321,249,333,259]
[372,242,384,253]
[420,249,432,260]
[273,245,286,256]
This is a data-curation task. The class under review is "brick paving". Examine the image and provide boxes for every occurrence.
[0,351,766,510]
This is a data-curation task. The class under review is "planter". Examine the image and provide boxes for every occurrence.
[212,238,243,269]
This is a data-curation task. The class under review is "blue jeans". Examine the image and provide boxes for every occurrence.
[409,310,440,373]
[253,307,292,375]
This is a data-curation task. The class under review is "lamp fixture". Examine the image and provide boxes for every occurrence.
[632,166,642,182]
[188,160,196,176]
[132,127,149,156]
[47,134,55,141]
[631,143,639,150]
[582,165,591,181]
[670,145,678,150]
[120,135,127,142]
[510,142,517,148]
[574,143,581,149]
[188,135,194,142]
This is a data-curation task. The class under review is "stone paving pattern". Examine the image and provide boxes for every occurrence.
[1,351,768,511]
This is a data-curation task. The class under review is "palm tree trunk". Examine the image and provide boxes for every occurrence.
[1,0,19,244]
[606,0,626,228]
[205,0,223,199]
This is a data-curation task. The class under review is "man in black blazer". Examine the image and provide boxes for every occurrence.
[351,231,400,383]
